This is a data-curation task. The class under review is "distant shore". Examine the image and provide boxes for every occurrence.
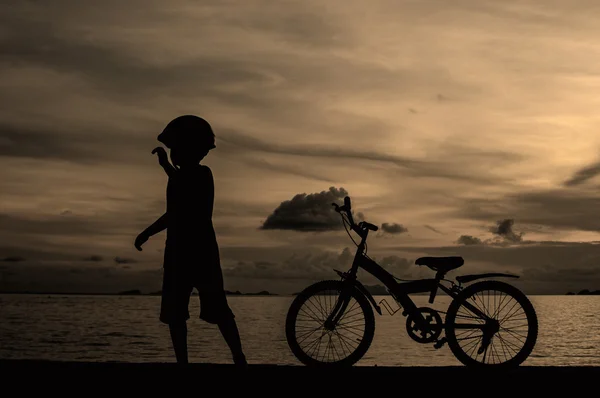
[566,289,600,295]
[1,284,598,296]
[0,289,281,296]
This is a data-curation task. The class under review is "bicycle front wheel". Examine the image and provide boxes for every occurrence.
[445,280,538,369]
[285,280,375,367]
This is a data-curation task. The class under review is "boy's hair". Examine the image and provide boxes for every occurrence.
[158,115,215,150]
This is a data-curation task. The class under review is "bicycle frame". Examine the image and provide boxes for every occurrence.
[325,224,490,332]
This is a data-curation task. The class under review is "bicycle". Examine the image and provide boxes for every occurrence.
[285,196,538,369]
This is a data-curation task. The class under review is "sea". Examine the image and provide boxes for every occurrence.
[1,294,598,366]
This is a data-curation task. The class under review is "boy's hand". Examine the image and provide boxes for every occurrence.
[152,146,168,163]
[134,232,149,251]
[152,146,177,177]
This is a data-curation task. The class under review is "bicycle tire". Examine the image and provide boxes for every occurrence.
[445,280,538,369]
[285,280,375,367]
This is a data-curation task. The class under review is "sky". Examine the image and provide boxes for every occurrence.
[2,0,600,295]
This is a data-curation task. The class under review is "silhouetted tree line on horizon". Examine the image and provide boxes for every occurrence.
[566,289,600,295]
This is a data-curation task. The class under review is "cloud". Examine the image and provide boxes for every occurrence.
[0,212,140,245]
[222,246,416,285]
[563,159,600,187]
[260,187,350,232]
[521,264,600,284]
[0,123,101,163]
[457,235,483,245]
[84,255,104,262]
[455,218,524,246]
[453,188,600,233]
[397,240,600,294]
[1,256,25,262]
[376,255,412,276]
[0,245,80,262]
[424,225,443,234]
[237,157,336,183]
[114,256,137,265]
[0,261,163,294]
[0,9,275,101]
[381,223,408,234]
[219,129,515,184]
[2,239,598,295]
[489,218,523,243]
[220,130,421,168]
[224,246,354,280]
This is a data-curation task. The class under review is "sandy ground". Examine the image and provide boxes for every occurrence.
[0,359,596,394]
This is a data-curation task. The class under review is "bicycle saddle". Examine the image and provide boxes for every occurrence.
[415,256,464,271]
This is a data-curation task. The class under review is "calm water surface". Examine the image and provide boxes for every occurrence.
[0,294,598,366]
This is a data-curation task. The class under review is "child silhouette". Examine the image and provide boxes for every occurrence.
[135,115,247,366]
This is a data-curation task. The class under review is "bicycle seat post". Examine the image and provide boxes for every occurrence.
[429,270,444,304]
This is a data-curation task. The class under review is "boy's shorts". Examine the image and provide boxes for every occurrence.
[159,265,235,325]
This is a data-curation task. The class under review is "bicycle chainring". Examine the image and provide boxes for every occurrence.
[406,307,443,344]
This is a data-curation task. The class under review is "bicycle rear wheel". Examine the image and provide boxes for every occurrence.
[445,280,538,369]
[285,280,375,367]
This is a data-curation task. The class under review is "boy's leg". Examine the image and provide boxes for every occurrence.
[217,317,246,365]
[169,321,188,364]
[198,287,247,365]
[160,266,192,364]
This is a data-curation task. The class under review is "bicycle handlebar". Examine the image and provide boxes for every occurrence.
[331,196,379,233]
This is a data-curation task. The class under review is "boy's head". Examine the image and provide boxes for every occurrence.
[157,115,216,167]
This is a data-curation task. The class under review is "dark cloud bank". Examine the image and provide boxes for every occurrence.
[381,223,408,234]
[2,239,599,295]
[260,187,405,238]
[260,186,352,232]
[457,218,524,246]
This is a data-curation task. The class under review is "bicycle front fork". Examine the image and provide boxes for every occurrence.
[324,284,353,330]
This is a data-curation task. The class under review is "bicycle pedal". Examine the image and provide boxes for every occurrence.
[433,338,447,349]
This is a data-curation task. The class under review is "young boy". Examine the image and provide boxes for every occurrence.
[134,115,247,366]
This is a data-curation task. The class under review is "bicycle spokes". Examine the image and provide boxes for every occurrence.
[295,289,367,363]
[451,288,531,365]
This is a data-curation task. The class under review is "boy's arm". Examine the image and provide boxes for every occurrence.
[152,147,177,178]
[135,213,167,251]
[142,212,168,237]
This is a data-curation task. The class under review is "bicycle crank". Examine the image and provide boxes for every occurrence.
[433,337,447,349]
